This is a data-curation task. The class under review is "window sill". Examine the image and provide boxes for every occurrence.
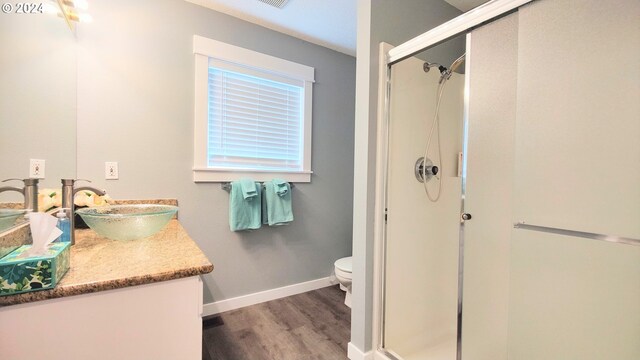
[193,168,312,183]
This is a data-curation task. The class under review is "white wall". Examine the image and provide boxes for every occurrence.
[75,0,356,304]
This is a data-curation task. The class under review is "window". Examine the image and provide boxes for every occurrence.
[193,35,314,182]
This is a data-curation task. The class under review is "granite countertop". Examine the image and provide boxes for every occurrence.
[0,219,213,306]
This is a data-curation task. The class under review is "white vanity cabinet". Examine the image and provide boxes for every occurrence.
[0,276,204,360]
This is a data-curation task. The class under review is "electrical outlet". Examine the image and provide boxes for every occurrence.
[29,159,45,179]
[105,162,119,180]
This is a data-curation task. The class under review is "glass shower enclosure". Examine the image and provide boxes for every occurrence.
[377,1,640,360]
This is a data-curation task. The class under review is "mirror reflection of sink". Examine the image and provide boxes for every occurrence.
[75,205,178,241]
[0,209,27,233]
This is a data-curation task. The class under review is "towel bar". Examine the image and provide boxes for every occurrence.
[221,182,295,192]
[513,221,639,246]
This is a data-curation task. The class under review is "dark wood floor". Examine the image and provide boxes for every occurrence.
[202,285,351,360]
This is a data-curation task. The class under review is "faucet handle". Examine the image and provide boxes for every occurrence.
[2,178,22,183]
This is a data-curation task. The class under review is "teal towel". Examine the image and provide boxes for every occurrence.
[262,179,293,226]
[239,177,258,199]
[273,178,289,196]
[229,180,262,231]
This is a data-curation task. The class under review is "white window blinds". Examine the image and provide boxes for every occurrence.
[207,62,304,171]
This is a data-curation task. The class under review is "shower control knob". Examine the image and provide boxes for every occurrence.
[461,213,472,221]
[431,166,439,175]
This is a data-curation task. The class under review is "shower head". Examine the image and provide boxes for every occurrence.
[438,53,466,84]
[423,62,448,76]
[449,53,466,73]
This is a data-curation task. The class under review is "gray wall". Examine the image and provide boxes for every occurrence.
[76,0,355,303]
[0,12,76,196]
[371,0,464,62]
[351,0,462,353]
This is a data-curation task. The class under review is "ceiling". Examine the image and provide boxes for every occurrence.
[444,0,489,12]
[185,0,357,56]
[185,0,489,57]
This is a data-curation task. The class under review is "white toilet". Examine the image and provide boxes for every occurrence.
[334,256,353,308]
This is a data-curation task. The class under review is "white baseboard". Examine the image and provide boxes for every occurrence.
[348,342,374,360]
[202,277,335,316]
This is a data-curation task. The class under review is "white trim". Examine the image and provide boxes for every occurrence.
[209,58,304,87]
[348,342,375,360]
[193,168,313,174]
[193,169,311,182]
[387,0,532,63]
[193,35,315,82]
[193,53,209,169]
[192,35,314,183]
[202,277,332,316]
[302,81,313,172]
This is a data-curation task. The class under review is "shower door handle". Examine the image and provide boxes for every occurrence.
[461,213,472,221]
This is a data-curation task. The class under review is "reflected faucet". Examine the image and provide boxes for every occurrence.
[61,179,106,245]
[0,178,39,212]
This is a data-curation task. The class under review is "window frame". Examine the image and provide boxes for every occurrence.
[192,35,314,182]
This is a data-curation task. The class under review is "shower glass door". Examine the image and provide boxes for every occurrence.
[382,35,467,360]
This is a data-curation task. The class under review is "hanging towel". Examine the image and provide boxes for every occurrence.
[262,179,293,226]
[229,178,262,231]
[273,178,289,196]
[239,177,258,199]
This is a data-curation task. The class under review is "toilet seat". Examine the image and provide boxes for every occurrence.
[334,256,352,273]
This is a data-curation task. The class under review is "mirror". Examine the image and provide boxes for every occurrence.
[0,9,77,232]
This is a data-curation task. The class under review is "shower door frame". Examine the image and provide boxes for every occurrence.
[372,1,533,359]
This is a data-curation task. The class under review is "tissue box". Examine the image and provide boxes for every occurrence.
[0,242,70,296]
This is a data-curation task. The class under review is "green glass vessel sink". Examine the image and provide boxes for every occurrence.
[0,209,27,232]
[75,205,178,241]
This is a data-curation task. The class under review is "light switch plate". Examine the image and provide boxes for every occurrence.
[29,159,45,179]
[105,162,119,180]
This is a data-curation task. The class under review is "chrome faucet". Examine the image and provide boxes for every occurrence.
[61,179,106,245]
[0,178,39,212]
